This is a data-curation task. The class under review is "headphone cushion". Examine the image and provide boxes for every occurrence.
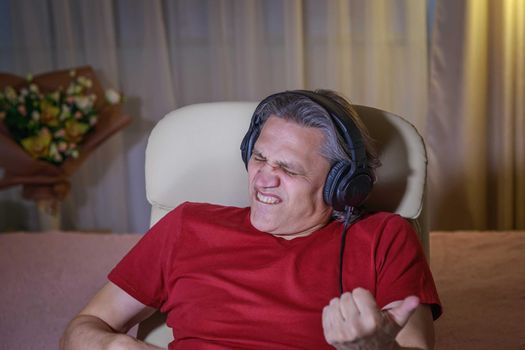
[323,161,352,209]
[324,161,373,211]
[339,171,374,209]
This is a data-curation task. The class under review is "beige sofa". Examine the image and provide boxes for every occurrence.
[0,231,140,350]
[139,101,431,346]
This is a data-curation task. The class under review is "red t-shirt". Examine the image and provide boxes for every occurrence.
[109,202,441,349]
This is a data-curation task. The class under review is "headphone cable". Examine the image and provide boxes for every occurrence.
[338,206,361,295]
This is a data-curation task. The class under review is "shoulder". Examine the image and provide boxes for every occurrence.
[350,211,421,253]
[145,202,250,251]
[351,211,414,239]
[165,202,250,227]
[357,211,412,230]
[177,201,248,217]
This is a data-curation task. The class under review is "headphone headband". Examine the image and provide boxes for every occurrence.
[289,90,368,172]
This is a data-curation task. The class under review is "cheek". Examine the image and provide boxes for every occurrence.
[247,162,261,194]
[305,176,329,205]
[247,161,257,181]
[287,179,325,201]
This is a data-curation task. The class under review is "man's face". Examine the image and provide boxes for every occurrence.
[248,115,332,239]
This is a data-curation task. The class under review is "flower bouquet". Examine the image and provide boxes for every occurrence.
[0,66,131,229]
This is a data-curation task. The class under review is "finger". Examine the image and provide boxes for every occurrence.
[339,292,359,320]
[385,295,420,327]
[322,307,339,344]
[324,297,344,328]
[322,305,333,331]
[322,299,344,341]
[350,288,383,332]
[351,287,378,315]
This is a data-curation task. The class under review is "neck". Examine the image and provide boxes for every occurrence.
[271,220,331,240]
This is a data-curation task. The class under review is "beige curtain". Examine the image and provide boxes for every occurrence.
[0,0,428,233]
[429,0,525,230]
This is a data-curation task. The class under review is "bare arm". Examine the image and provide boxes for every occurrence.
[60,282,163,350]
[387,301,435,349]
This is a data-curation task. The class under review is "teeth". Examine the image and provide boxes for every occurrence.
[256,191,279,204]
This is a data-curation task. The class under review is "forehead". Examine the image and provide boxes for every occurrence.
[255,116,326,163]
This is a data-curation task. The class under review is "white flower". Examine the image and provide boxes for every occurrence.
[5,87,17,101]
[60,105,71,120]
[74,96,92,111]
[50,92,60,101]
[58,141,67,151]
[77,76,93,88]
[105,89,121,104]
[49,143,58,156]
[29,84,39,93]
[31,110,40,121]
[49,143,63,162]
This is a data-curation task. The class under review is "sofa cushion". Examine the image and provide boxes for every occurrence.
[0,231,140,350]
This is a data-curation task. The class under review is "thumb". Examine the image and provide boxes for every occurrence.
[385,296,420,328]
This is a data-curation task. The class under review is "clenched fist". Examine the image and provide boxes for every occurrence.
[322,288,419,350]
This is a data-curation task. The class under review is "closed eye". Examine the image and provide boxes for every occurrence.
[282,167,298,176]
[252,152,266,162]
[252,150,304,177]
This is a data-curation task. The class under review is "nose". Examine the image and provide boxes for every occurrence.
[254,162,280,188]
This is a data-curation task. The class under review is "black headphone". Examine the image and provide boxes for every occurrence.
[240,90,373,211]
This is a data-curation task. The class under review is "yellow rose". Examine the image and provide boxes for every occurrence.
[40,100,60,127]
[64,120,89,143]
[20,129,52,158]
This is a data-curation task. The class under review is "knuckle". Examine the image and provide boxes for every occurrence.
[352,287,370,297]
[340,292,352,301]
[329,297,340,306]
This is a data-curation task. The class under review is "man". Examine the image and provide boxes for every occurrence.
[61,90,441,349]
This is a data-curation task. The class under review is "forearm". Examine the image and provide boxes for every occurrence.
[332,341,427,350]
[60,315,163,350]
[394,341,430,350]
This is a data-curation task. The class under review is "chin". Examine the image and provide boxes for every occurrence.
[249,210,278,233]
[249,213,268,231]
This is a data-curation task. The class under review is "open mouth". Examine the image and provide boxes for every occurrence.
[256,191,281,205]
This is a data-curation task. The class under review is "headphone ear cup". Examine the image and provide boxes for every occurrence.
[323,161,352,210]
[338,171,373,209]
[324,161,373,211]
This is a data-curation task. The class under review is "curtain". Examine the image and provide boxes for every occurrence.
[428,0,525,229]
[0,0,428,233]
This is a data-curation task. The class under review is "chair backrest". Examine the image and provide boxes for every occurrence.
[139,101,428,347]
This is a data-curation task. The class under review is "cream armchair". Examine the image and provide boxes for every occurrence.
[138,102,428,347]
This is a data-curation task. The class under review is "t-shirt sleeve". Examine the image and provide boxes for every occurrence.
[374,215,442,320]
[108,205,183,310]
